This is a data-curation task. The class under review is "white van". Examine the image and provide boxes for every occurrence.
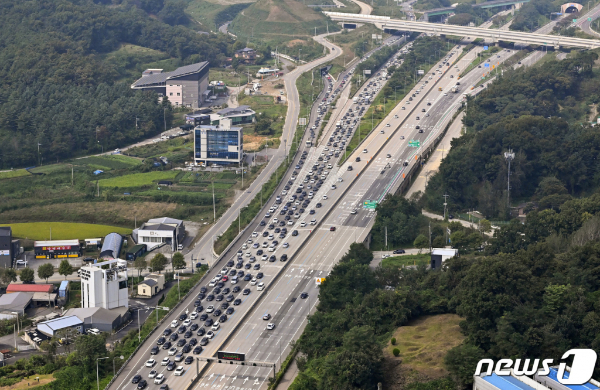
[231,276,238,284]
[257,282,265,291]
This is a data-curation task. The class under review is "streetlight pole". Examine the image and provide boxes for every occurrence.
[97,357,109,390]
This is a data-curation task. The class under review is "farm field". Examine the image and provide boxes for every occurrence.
[98,171,180,188]
[1,222,132,241]
[381,254,430,268]
[0,169,30,180]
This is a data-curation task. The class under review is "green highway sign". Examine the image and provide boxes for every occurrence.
[573,19,577,23]
[363,200,378,210]
[589,17,592,21]
[408,140,420,147]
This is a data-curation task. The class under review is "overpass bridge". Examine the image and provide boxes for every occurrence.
[424,0,530,18]
[323,12,600,49]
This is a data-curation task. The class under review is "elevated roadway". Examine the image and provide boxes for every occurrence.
[323,12,600,48]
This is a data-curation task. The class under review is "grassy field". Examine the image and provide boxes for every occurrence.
[381,254,430,268]
[98,171,180,188]
[0,170,30,180]
[1,222,132,240]
[103,44,171,81]
[6,374,55,390]
[385,314,465,378]
[74,155,142,171]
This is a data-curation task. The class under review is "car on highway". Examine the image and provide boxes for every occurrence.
[151,346,159,355]
[166,362,175,371]
[137,380,148,389]
[154,374,165,385]
[257,282,265,291]
[300,292,309,299]
[263,314,272,320]
[132,375,142,384]
[174,366,185,376]
[170,320,178,328]
[393,249,406,254]
[168,347,177,356]
[330,226,336,231]
[234,298,242,305]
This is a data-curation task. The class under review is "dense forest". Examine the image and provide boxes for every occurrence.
[0,0,233,169]
[290,193,600,389]
[421,51,600,218]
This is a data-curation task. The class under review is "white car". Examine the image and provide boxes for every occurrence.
[15,259,26,266]
[300,222,307,227]
[261,254,268,261]
[208,280,216,287]
[211,322,221,331]
[190,311,198,320]
[183,319,191,327]
[174,366,185,376]
[287,220,293,225]
[168,347,178,356]
[310,219,316,225]
[363,149,368,153]
[323,195,328,200]
[170,320,179,328]
[206,305,214,313]
[351,209,357,215]
[252,232,258,238]
[154,374,165,384]
[250,278,258,286]
[266,323,276,330]
[257,282,265,291]
[161,357,170,365]
[206,330,215,339]
[382,254,391,259]
[145,359,156,367]
[283,242,289,248]
[148,370,157,378]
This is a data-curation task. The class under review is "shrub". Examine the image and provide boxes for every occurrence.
[391,337,396,345]
[393,348,400,357]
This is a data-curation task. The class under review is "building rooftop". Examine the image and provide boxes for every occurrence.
[147,217,183,226]
[431,248,458,256]
[38,315,83,333]
[0,292,32,311]
[0,227,11,237]
[132,62,209,89]
[482,374,536,390]
[140,279,157,287]
[7,284,53,293]
[59,281,69,291]
[194,124,243,132]
[142,223,176,232]
[217,105,253,116]
[236,47,255,53]
[543,367,599,390]
[34,240,79,247]
[64,307,123,324]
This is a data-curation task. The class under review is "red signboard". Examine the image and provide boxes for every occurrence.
[42,246,72,251]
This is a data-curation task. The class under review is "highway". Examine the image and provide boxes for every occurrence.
[107,30,410,390]
[573,2,600,37]
[323,11,600,49]
[184,33,343,269]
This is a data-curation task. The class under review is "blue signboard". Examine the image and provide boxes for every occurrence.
[484,63,490,68]
[483,46,488,50]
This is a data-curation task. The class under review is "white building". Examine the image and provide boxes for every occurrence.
[132,217,185,251]
[430,248,458,269]
[80,259,129,310]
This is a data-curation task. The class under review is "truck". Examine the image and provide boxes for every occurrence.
[438,87,443,91]
[451,85,459,93]
[336,121,342,128]
[352,96,359,103]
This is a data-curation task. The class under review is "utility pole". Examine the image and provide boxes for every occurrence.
[212,181,216,222]
[163,108,167,132]
[385,226,387,250]
[504,149,515,211]
[443,194,449,220]
[429,222,432,252]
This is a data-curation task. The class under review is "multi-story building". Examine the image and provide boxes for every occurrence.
[194,118,244,165]
[132,217,185,252]
[131,62,210,108]
[80,259,128,310]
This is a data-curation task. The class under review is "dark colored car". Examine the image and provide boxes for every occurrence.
[162,341,172,350]
[244,274,252,281]
[177,338,186,347]
[137,380,148,389]
[189,338,198,346]
[221,302,229,310]
[233,286,241,293]
[184,331,192,339]
[269,256,276,262]
[392,249,405,254]
[280,254,288,262]
[185,356,194,364]
[163,329,172,336]
[200,337,209,346]
[243,289,251,295]
[132,375,142,384]
[167,362,175,371]
[199,313,208,321]
[213,309,222,317]
[177,326,186,334]
[182,344,191,354]
[204,318,214,327]
[169,333,178,341]
[196,328,206,336]
[206,295,214,301]
[190,323,199,331]
[292,230,299,236]
[256,272,264,279]
[226,294,234,302]
[234,298,242,305]
[226,307,235,315]
[300,292,309,299]
[179,314,187,321]
[157,337,166,345]
[215,294,224,302]
[193,346,203,354]
[151,346,159,355]
[219,315,228,323]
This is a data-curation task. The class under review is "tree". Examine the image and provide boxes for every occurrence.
[133,256,148,278]
[58,260,73,280]
[479,219,492,235]
[0,268,17,286]
[444,343,486,388]
[38,263,54,283]
[150,253,168,273]
[414,234,429,253]
[172,252,186,271]
[20,267,35,283]
[74,333,108,372]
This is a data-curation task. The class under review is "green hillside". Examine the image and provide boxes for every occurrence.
[229,0,340,40]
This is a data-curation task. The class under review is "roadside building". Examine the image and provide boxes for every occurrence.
[193,118,244,166]
[185,113,211,126]
[100,233,123,260]
[58,281,69,299]
[84,238,102,251]
[534,366,600,390]
[125,244,147,261]
[0,292,32,318]
[210,105,255,126]
[132,217,185,252]
[234,47,257,62]
[34,239,81,259]
[137,273,165,297]
[64,306,128,333]
[430,248,458,269]
[7,283,53,294]
[80,259,129,310]
[0,227,12,268]
[131,62,210,108]
[37,315,83,337]
[473,373,548,390]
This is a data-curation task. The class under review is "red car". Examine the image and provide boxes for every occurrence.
[330,227,336,231]
[222,276,228,282]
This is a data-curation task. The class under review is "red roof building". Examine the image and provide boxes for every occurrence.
[7,284,53,294]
